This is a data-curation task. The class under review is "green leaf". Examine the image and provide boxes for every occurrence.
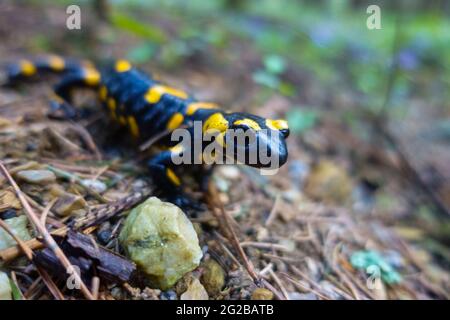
[252,70,280,89]
[127,43,156,64]
[111,13,167,44]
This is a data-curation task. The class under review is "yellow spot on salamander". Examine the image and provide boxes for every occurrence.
[265,119,288,131]
[127,116,140,138]
[84,68,101,86]
[115,59,132,73]
[202,113,228,133]
[19,60,36,76]
[166,168,181,186]
[107,98,117,120]
[233,119,261,130]
[169,144,183,155]
[48,55,65,71]
[98,86,108,101]
[144,85,188,104]
[118,116,127,126]
[186,102,218,116]
[167,113,184,131]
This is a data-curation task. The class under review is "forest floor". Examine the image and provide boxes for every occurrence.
[0,1,449,300]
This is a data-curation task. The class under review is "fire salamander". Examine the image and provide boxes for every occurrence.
[3,55,289,209]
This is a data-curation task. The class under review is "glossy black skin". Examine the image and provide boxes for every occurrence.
[3,56,289,210]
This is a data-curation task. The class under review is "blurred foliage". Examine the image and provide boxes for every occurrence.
[286,108,319,135]
[350,250,402,284]
[40,0,449,125]
[110,12,167,43]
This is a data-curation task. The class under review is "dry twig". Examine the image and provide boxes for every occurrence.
[0,161,95,300]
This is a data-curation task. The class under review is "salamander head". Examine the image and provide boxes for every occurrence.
[202,112,289,168]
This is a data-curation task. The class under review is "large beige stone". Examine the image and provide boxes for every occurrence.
[304,160,352,205]
[119,197,202,290]
[180,278,209,300]
[15,170,56,185]
[200,259,225,296]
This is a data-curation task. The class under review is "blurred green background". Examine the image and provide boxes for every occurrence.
[9,0,448,131]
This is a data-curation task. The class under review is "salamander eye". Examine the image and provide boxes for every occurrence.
[280,128,290,138]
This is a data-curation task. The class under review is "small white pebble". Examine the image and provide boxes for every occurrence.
[81,179,107,193]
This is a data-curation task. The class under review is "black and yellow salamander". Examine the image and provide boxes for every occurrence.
[2,55,289,209]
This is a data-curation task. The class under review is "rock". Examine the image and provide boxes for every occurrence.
[214,176,229,193]
[53,194,87,217]
[174,272,195,296]
[251,288,274,300]
[110,287,125,300]
[0,272,12,300]
[256,227,269,241]
[97,229,112,245]
[200,259,225,296]
[219,166,240,180]
[304,160,352,205]
[160,290,177,300]
[279,239,296,252]
[81,179,107,194]
[15,170,56,185]
[0,215,32,251]
[180,278,209,300]
[0,188,22,210]
[142,288,161,300]
[119,197,203,290]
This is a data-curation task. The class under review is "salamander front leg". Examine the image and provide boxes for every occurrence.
[147,147,204,212]
[49,68,100,120]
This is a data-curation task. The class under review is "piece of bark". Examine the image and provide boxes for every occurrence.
[35,231,135,284]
